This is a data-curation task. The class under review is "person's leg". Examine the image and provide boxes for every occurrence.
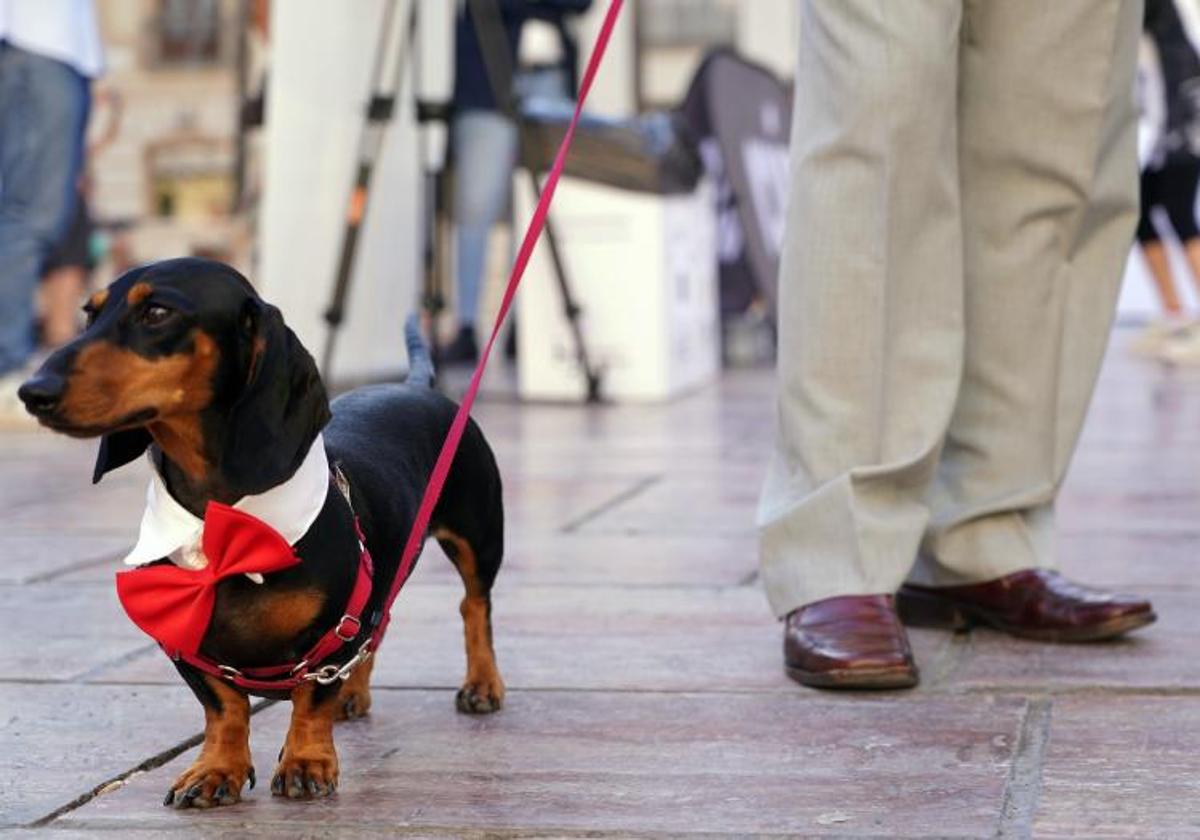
[41,265,87,348]
[1136,168,1185,316]
[1159,160,1200,298]
[0,45,90,376]
[915,0,1143,586]
[758,0,964,616]
[450,110,518,355]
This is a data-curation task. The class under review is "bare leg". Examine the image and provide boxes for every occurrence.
[40,265,87,347]
[1180,238,1200,307]
[1141,241,1185,316]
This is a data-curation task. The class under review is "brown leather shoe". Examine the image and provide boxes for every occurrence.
[784,595,919,690]
[897,569,1156,642]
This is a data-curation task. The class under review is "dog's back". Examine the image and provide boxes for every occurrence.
[323,321,504,605]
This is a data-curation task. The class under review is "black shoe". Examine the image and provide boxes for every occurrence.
[441,325,478,365]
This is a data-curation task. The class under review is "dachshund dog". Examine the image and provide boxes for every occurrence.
[18,258,506,807]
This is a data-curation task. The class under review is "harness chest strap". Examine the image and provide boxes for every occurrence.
[170,513,376,692]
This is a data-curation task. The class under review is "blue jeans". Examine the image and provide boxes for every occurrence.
[0,43,90,375]
[452,111,518,330]
[451,68,570,329]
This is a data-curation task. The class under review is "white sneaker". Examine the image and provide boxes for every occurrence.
[1154,323,1200,366]
[1128,317,1198,356]
[0,366,40,431]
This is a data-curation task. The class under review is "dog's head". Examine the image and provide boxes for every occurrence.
[19,258,330,494]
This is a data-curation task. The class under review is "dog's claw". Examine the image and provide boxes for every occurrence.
[456,685,503,714]
[163,788,175,807]
[247,766,256,790]
[271,774,284,795]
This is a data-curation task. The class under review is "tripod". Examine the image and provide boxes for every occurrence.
[467,0,603,402]
[319,0,603,403]
[318,0,421,378]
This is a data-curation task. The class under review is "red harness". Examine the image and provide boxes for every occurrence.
[113,0,624,694]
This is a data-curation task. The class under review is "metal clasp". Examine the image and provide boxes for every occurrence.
[218,664,243,681]
[303,641,373,685]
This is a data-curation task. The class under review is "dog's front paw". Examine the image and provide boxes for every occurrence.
[164,758,255,809]
[271,748,338,799]
[456,673,506,714]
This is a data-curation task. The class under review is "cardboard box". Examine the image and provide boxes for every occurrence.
[515,176,719,401]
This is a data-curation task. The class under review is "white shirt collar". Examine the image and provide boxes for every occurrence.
[123,434,330,581]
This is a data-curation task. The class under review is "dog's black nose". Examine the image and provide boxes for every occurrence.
[17,374,66,416]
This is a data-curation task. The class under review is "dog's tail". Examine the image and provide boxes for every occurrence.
[405,313,435,387]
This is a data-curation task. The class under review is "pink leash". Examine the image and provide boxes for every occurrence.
[369,0,625,648]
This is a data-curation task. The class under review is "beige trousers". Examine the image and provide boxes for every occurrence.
[758,0,1143,618]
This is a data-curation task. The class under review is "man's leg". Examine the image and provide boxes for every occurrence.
[0,44,89,377]
[759,0,964,611]
[757,1,964,687]
[906,0,1154,640]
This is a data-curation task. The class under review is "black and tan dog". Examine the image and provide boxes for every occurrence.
[18,257,506,807]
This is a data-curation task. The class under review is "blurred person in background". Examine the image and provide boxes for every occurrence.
[0,0,102,423]
[1134,0,1200,363]
[38,87,121,350]
[444,0,591,365]
[759,1,1156,692]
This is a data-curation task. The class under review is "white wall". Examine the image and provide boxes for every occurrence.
[737,0,797,79]
[575,0,638,117]
[258,0,436,383]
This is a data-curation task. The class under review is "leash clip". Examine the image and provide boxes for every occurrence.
[304,641,373,685]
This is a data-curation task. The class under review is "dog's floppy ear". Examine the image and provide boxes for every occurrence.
[93,428,154,484]
[220,299,331,495]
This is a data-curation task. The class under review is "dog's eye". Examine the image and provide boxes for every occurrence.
[140,304,175,328]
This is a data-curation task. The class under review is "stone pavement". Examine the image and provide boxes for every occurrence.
[1,329,1198,838]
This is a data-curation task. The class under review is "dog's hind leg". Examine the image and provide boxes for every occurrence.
[335,654,374,721]
[435,524,505,714]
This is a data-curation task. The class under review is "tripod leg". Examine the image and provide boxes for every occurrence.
[522,168,603,403]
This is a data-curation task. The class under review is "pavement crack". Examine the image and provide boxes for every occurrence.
[559,475,661,533]
[68,643,160,683]
[28,698,276,828]
[994,696,1053,840]
[22,548,129,584]
[922,630,973,689]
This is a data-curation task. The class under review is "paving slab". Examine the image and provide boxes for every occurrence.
[0,683,203,827]
[1057,530,1200,589]
[60,530,759,589]
[55,690,1025,837]
[87,581,951,696]
[414,530,759,588]
[938,589,1196,692]
[1033,695,1200,839]
[575,474,762,538]
[0,584,152,681]
[2,481,151,537]
[0,533,131,584]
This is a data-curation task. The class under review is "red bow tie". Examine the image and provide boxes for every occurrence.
[115,503,301,656]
